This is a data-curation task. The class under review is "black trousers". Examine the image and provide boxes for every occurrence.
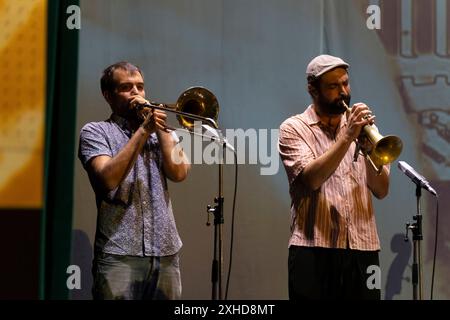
[288,246,381,300]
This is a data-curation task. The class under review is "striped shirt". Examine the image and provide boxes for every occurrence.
[278,105,384,251]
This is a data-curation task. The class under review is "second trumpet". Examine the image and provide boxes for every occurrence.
[342,101,403,174]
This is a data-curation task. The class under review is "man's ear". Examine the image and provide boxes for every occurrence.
[308,84,318,99]
[103,91,112,105]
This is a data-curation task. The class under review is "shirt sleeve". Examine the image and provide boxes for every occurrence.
[278,119,315,186]
[78,122,112,168]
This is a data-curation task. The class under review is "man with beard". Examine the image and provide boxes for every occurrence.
[278,55,390,300]
[78,61,190,299]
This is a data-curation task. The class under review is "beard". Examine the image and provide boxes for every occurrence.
[317,93,351,115]
[116,103,137,120]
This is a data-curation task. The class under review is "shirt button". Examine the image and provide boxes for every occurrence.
[142,201,147,205]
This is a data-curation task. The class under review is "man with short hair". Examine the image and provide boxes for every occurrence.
[78,61,190,299]
[278,54,389,300]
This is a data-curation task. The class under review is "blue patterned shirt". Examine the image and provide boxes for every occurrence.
[78,114,182,257]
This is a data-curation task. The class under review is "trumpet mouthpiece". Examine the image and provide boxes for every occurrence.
[341,100,350,111]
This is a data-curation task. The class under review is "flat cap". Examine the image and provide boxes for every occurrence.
[306,54,349,78]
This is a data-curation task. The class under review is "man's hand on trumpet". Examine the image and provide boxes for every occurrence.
[129,96,167,134]
[344,102,380,157]
[356,133,373,155]
[344,102,375,142]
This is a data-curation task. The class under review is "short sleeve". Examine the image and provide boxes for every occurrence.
[278,118,315,186]
[78,122,112,168]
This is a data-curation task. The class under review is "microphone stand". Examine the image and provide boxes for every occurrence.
[206,133,228,300]
[405,185,423,300]
[174,120,230,300]
[207,146,224,300]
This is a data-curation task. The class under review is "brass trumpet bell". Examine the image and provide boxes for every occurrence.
[176,87,219,129]
[140,86,220,130]
[341,100,403,174]
[363,125,403,174]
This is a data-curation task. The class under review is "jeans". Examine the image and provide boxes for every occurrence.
[92,252,181,300]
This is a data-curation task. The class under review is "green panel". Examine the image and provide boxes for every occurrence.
[40,0,80,300]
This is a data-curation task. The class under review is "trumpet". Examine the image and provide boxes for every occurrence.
[136,86,220,130]
[342,101,403,174]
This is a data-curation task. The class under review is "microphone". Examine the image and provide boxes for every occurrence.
[398,161,437,196]
[202,125,235,152]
